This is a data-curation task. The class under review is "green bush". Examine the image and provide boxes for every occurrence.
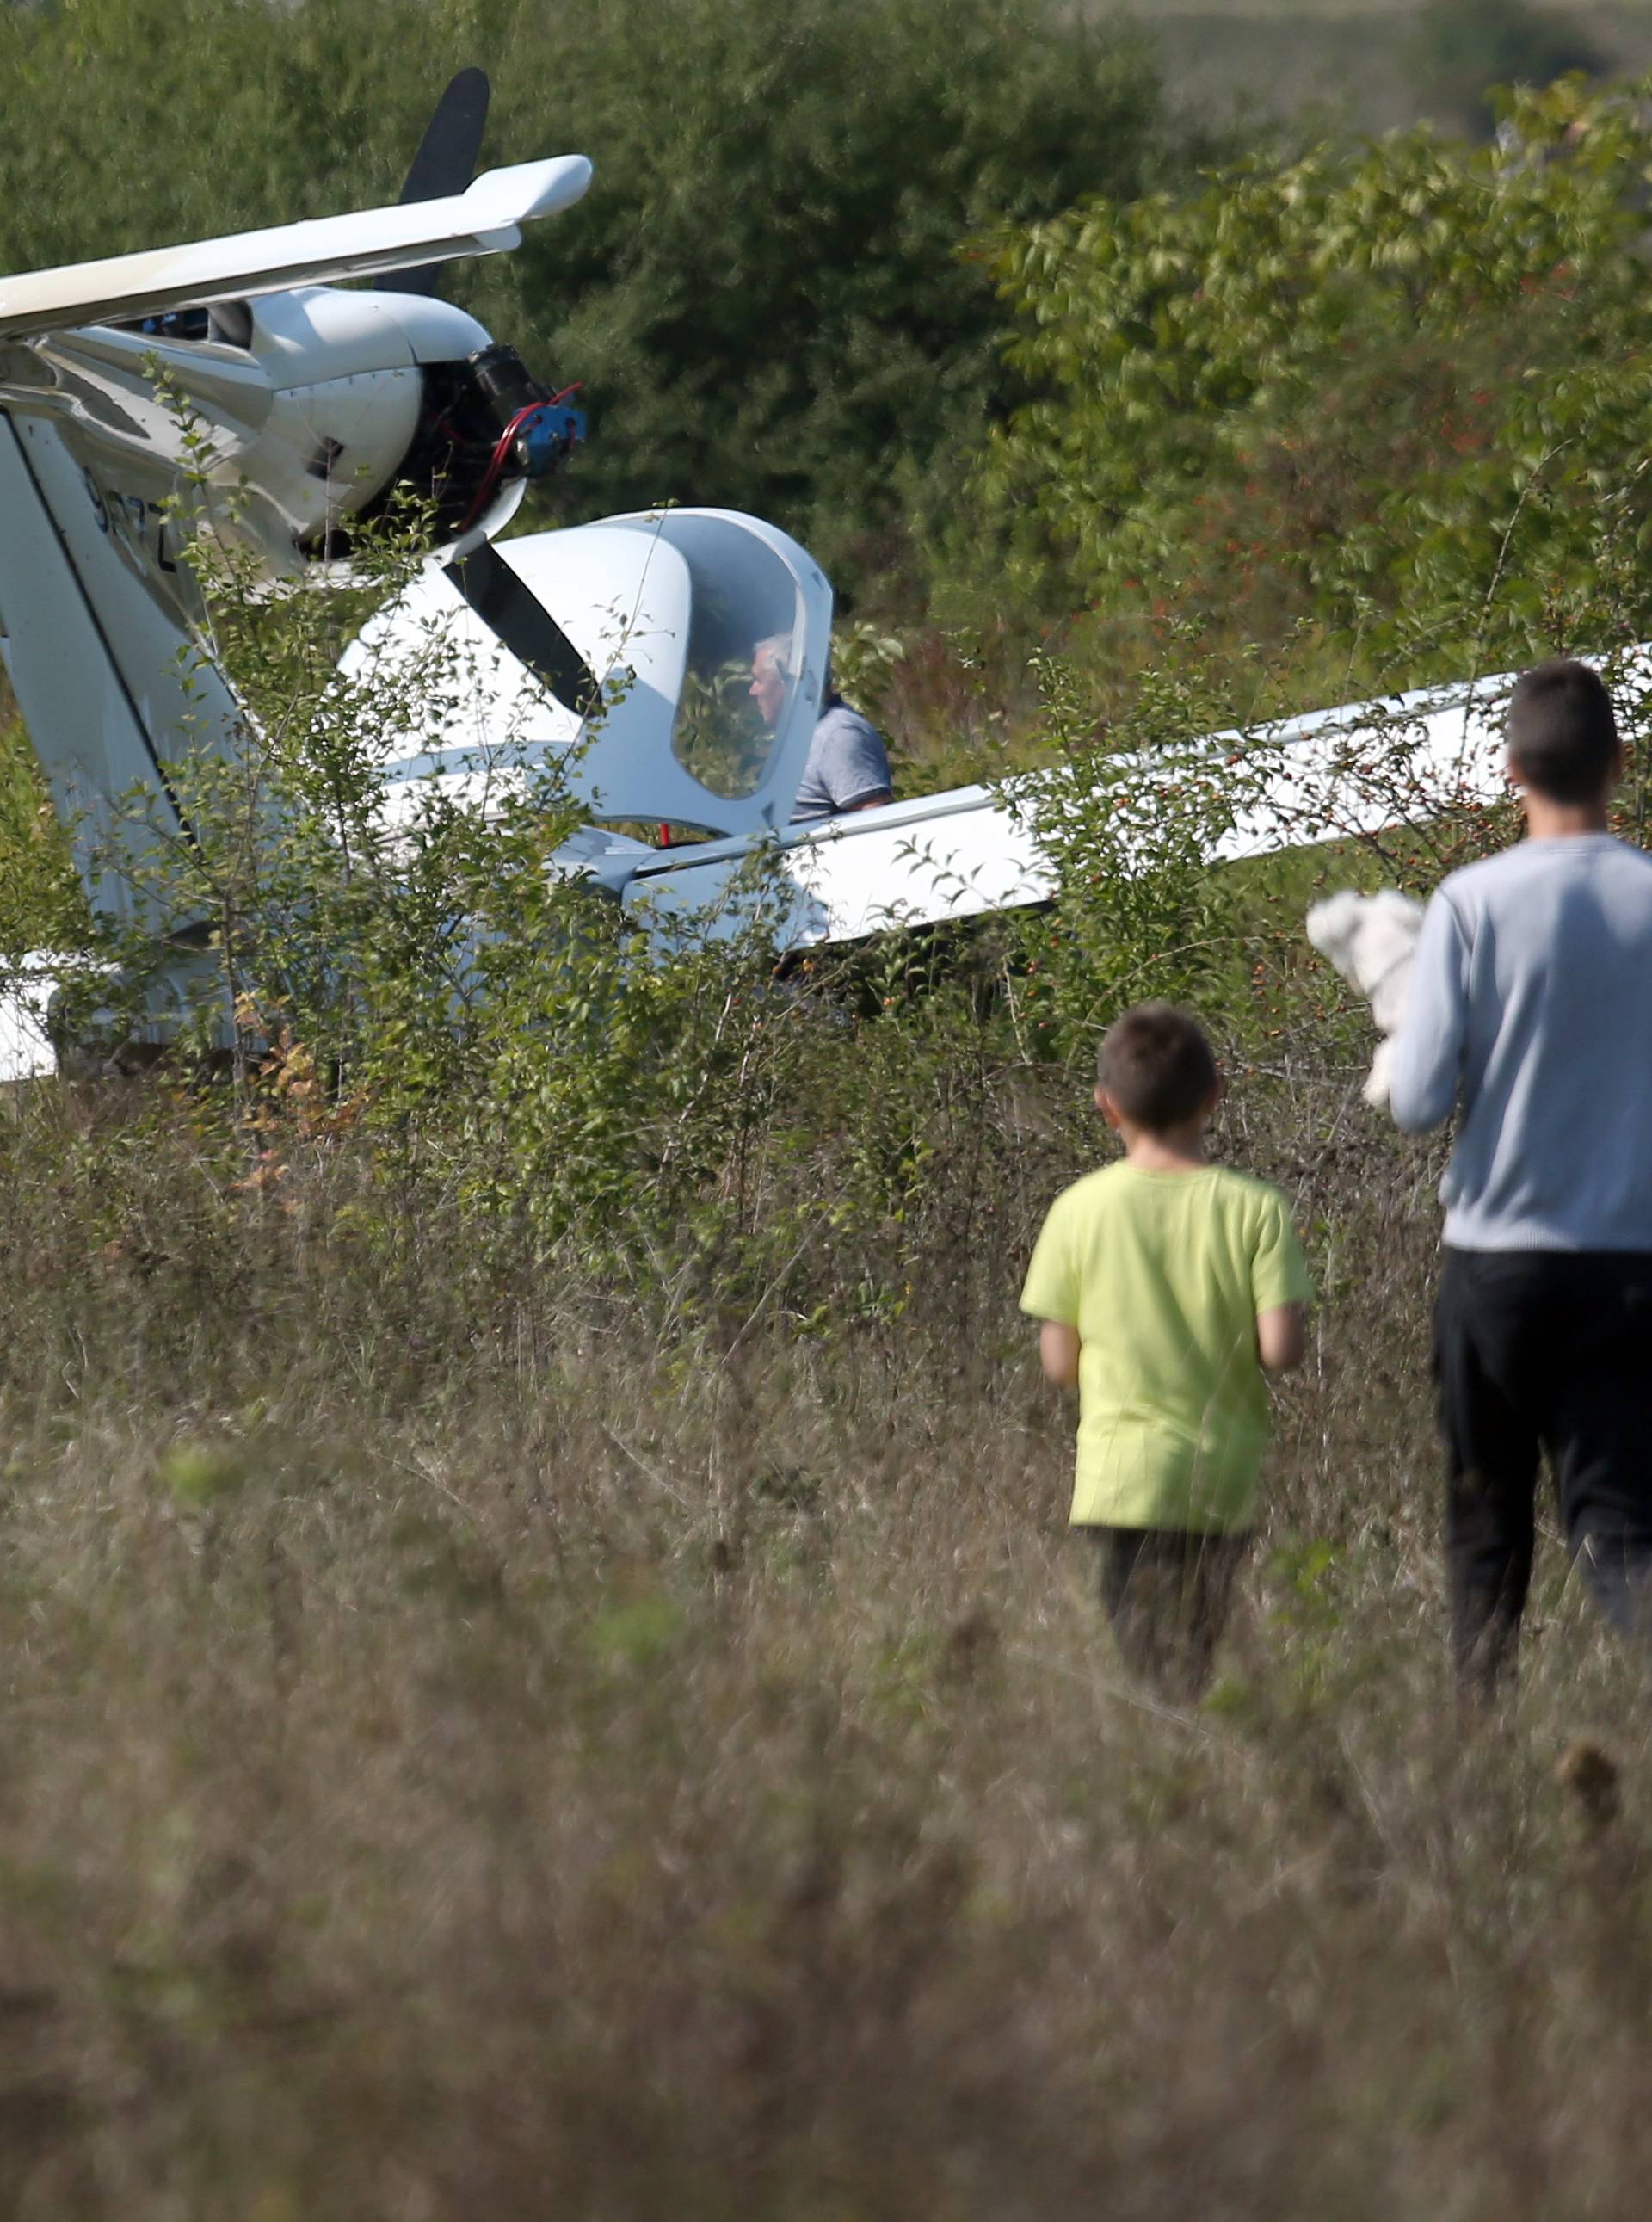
[971,77,1652,707]
[0,692,84,963]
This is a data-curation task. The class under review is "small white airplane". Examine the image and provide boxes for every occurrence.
[0,71,1521,1083]
[0,71,595,948]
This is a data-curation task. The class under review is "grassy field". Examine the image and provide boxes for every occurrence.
[3,1038,1650,2217]
[7,3,1652,2200]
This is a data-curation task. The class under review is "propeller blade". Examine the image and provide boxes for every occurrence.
[378,68,492,295]
[446,541,601,721]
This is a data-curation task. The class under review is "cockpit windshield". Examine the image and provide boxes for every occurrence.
[667,534,803,802]
[347,508,832,842]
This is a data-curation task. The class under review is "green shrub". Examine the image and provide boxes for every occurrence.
[971,77,1652,706]
[0,691,85,964]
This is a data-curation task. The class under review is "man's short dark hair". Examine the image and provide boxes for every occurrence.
[1506,660,1620,804]
[1096,1003,1217,1131]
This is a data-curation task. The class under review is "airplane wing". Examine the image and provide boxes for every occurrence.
[620,674,1523,952]
[0,157,592,343]
[622,785,1055,950]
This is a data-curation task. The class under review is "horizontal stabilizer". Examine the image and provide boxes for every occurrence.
[0,157,592,343]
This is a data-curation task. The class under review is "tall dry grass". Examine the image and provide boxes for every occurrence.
[0,1046,1648,2219]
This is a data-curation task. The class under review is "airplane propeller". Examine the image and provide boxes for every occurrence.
[444,540,601,719]
[378,67,493,295]
[374,71,598,724]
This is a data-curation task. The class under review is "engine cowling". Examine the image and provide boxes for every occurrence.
[222,289,582,570]
[66,285,581,579]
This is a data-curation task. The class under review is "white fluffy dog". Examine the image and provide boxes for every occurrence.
[1304,888,1425,1109]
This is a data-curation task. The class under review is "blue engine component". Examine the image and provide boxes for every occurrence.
[515,398,587,478]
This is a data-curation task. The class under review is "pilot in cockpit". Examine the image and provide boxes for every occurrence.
[749,634,894,825]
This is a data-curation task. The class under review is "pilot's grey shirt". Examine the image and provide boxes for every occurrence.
[1389,834,1652,1250]
[791,694,892,824]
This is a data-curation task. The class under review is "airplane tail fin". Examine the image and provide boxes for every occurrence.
[0,405,238,945]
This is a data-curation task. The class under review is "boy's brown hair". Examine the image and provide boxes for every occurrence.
[1096,1003,1217,1131]
[1507,659,1619,804]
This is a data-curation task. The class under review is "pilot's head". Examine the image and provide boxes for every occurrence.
[749,633,794,729]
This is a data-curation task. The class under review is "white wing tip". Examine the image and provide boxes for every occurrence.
[464,156,594,228]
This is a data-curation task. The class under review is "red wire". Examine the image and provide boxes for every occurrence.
[459,405,541,535]
[458,386,585,536]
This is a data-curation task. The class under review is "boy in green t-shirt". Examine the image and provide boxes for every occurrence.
[1021,1003,1311,1699]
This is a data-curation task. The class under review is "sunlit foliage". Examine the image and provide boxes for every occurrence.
[976,78,1652,699]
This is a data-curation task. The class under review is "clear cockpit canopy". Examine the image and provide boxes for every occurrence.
[352,508,835,839]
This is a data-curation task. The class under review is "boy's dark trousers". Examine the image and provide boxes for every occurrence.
[1084,1527,1249,1701]
[1434,1247,1652,1689]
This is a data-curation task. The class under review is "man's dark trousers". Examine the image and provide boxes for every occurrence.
[1435,1247,1652,1687]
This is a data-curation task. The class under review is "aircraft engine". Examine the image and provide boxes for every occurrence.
[22,281,582,585]
[183,286,583,573]
[330,330,584,554]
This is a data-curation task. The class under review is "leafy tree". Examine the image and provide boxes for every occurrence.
[973,78,1652,703]
[0,0,1178,595]
[495,0,1174,588]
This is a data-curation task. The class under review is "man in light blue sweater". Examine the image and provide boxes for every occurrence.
[748,636,893,825]
[1390,659,1652,1691]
